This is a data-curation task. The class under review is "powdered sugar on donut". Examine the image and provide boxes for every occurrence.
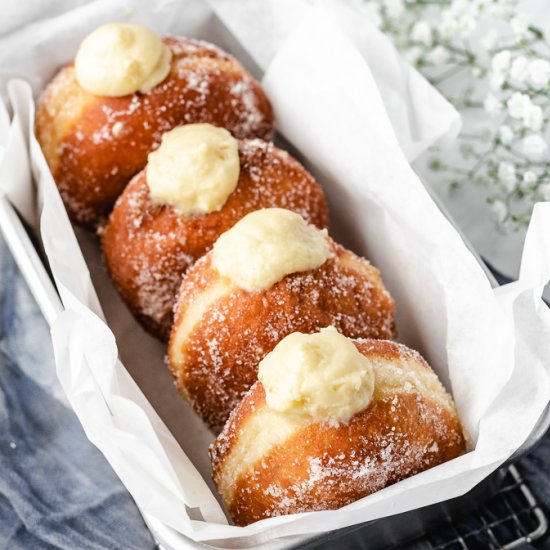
[171,240,395,431]
[35,36,274,227]
[102,138,329,340]
[211,345,465,525]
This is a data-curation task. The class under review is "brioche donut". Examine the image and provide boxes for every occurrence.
[35,24,273,228]
[102,136,329,340]
[168,209,396,431]
[210,331,466,526]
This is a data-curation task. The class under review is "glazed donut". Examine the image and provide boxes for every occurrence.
[102,134,329,341]
[35,24,273,228]
[210,331,466,526]
[168,209,396,432]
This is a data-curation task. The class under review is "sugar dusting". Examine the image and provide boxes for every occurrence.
[212,349,465,524]
[104,139,328,338]
[36,36,274,226]
[175,242,395,431]
[245,399,455,520]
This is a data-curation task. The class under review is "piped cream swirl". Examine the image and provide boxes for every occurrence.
[75,23,172,96]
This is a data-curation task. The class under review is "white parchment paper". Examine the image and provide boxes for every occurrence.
[1,0,550,548]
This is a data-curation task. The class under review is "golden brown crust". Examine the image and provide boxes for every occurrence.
[101,139,329,340]
[209,383,268,480]
[210,340,466,526]
[35,37,274,228]
[168,242,396,432]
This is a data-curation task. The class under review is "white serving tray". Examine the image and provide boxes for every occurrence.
[0,176,495,550]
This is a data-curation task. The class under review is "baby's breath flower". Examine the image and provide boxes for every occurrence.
[426,45,449,65]
[498,161,517,190]
[522,104,543,131]
[509,56,529,83]
[490,50,512,89]
[411,21,433,47]
[490,71,506,90]
[507,92,532,119]
[528,59,550,89]
[457,15,477,39]
[521,134,548,159]
[446,0,469,18]
[383,0,404,19]
[492,50,511,73]
[368,0,550,229]
[439,16,457,41]
[499,125,514,144]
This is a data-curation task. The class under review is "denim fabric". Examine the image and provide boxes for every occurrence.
[0,235,155,550]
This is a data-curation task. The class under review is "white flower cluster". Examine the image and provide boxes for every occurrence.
[495,90,547,159]
[367,0,550,230]
[439,0,507,41]
[485,44,549,226]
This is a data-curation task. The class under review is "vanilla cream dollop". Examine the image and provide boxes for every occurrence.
[146,124,240,214]
[258,327,375,424]
[75,23,172,96]
[212,208,331,291]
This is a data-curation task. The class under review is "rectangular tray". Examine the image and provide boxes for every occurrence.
[2,187,550,550]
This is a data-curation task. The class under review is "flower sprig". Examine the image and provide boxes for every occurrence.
[362,0,550,230]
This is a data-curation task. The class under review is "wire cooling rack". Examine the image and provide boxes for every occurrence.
[424,465,548,549]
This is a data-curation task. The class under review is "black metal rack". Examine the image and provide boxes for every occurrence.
[422,465,547,549]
